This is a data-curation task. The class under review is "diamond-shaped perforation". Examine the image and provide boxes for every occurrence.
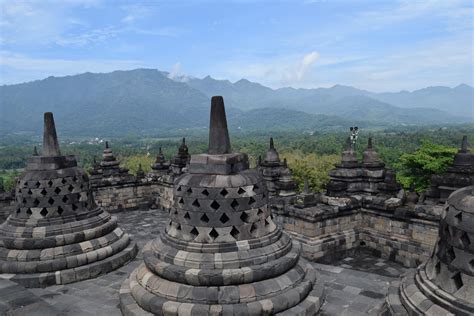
[177,186,182,191]
[178,198,184,204]
[72,204,78,211]
[54,187,61,194]
[460,232,470,248]
[248,197,256,205]
[200,213,210,223]
[57,206,64,215]
[61,178,67,184]
[220,213,230,224]
[452,272,463,290]
[184,212,191,220]
[72,176,78,182]
[446,246,456,263]
[202,189,209,196]
[190,227,199,238]
[176,224,182,231]
[454,212,462,225]
[209,228,219,240]
[231,199,239,210]
[187,187,193,194]
[238,187,246,195]
[27,189,33,195]
[250,223,258,234]
[26,208,32,215]
[240,212,249,223]
[40,208,48,217]
[230,226,240,239]
[40,188,48,196]
[62,196,69,203]
[257,209,263,216]
[68,185,74,192]
[48,197,55,205]
[192,199,201,207]
[35,181,41,188]
[47,180,53,187]
[220,188,229,197]
[33,198,40,207]
[210,200,220,210]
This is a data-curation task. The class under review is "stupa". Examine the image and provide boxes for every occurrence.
[120,96,324,315]
[89,141,136,187]
[0,113,137,287]
[170,138,190,175]
[425,135,474,202]
[327,137,401,196]
[150,147,170,176]
[385,185,474,315]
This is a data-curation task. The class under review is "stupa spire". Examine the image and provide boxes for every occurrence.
[270,137,275,149]
[33,146,38,156]
[461,135,469,152]
[42,112,61,156]
[367,136,373,149]
[208,96,231,155]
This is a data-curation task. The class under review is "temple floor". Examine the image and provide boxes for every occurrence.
[0,209,407,316]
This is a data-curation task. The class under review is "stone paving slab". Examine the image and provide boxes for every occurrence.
[0,209,408,315]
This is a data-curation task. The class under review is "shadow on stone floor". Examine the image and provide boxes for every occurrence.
[0,209,408,316]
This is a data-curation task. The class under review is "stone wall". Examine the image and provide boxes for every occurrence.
[92,181,161,213]
[273,197,439,268]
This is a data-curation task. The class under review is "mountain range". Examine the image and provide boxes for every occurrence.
[0,68,472,137]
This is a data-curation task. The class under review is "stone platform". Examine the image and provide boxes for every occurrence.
[0,209,408,315]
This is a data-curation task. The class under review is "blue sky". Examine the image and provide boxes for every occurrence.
[0,0,472,91]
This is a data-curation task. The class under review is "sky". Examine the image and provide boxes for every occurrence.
[0,0,473,91]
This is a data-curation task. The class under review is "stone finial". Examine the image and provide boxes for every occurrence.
[284,158,288,166]
[257,155,262,167]
[367,137,373,149]
[159,147,163,154]
[460,135,469,153]
[33,146,38,156]
[208,96,231,155]
[42,112,61,157]
[105,141,109,149]
[270,137,275,149]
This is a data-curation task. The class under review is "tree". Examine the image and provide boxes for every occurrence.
[282,152,340,192]
[395,141,457,192]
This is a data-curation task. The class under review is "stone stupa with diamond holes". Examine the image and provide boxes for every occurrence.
[384,185,474,315]
[119,96,324,315]
[0,113,138,288]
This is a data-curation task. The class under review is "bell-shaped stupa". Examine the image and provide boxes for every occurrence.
[0,113,137,287]
[119,96,324,315]
[385,185,474,315]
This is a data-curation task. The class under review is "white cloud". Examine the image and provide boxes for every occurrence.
[167,62,182,80]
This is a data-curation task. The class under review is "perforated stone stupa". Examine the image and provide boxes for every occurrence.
[385,185,474,315]
[119,96,324,315]
[0,113,137,287]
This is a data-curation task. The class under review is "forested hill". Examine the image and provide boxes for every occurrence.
[1,69,471,137]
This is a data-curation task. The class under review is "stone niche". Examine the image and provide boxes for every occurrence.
[119,96,325,315]
[0,112,137,287]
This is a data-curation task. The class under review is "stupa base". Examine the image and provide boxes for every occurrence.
[0,242,137,288]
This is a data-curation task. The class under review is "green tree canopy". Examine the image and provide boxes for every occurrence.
[395,141,457,192]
